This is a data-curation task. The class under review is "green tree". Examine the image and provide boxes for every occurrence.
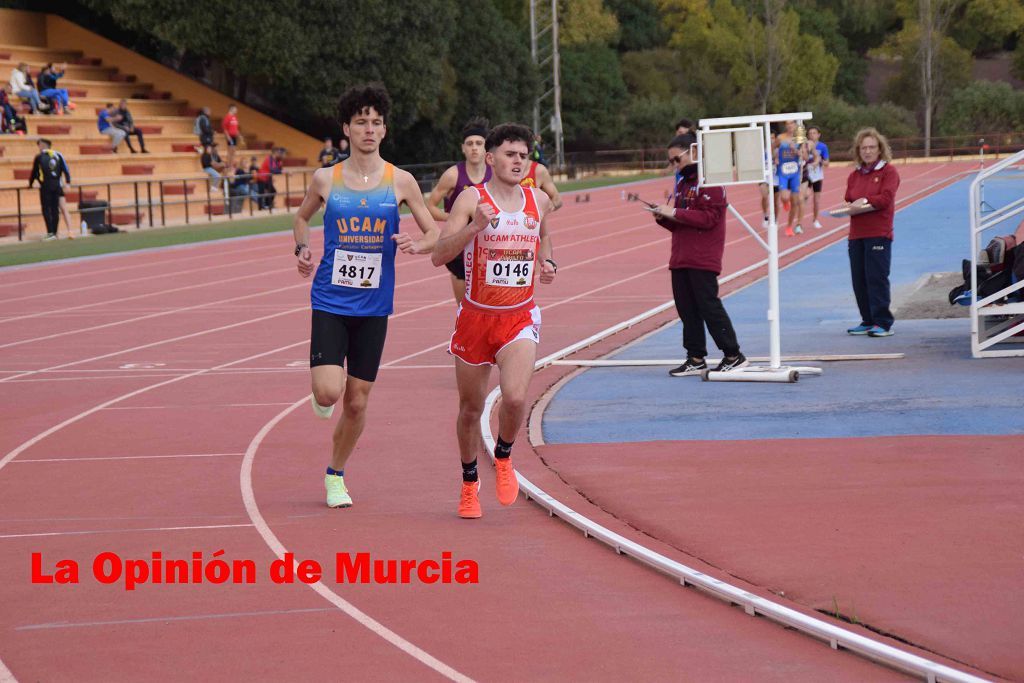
[606,0,670,51]
[789,0,869,103]
[810,97,919,148]
[950,0,1024,55]
[880,28,972,152]
[621,95,703,147]
[560,44,628,147]
[663,0,837,116]
[937,81,1024,134]
[560,0,620,47]
[620,48,684,101]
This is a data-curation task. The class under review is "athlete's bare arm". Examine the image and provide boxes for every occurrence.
[536,191,556,284]
[432,189,492,267]
[426,165,459,222]
[393,167,440,255]
[292,166,330,278]
[535,164,562,211]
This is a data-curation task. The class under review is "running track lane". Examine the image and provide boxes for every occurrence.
[0,162,967,680]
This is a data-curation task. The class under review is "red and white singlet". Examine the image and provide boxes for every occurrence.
[463,183,542,311]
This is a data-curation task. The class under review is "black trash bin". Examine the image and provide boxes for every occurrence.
[78,200,108,234]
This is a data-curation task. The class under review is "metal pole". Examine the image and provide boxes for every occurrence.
[159,181,166,226]
[530,0,539,137]
[551,0,564,170]
[16,188,23,241]
[133,182,140,229]
[764,123,781,369]
[147,182,153,227]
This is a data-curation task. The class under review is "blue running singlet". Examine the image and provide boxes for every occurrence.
[311,162,401,316]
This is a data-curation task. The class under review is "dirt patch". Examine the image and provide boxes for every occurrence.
[892,272,969,319]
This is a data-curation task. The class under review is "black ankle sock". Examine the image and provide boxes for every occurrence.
[461,459,478,482]
[494,437,513,460]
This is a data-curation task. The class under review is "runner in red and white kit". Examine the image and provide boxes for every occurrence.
[431,123,557,519]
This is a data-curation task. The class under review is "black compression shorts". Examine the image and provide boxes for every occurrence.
[444,251,465,280]
[309,309,388,382]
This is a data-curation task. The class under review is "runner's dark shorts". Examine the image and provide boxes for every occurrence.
[310,309,388,382]
[808,179,823,193]
[444,251,466,280]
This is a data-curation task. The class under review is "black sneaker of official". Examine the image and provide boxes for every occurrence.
[668,358,707,377]
[714,353,749,372]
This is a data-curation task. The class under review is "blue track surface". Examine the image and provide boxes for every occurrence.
[543,175,1024,443]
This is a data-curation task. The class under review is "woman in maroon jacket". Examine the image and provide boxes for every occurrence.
[842,128,900,337]
[652,133,747,376]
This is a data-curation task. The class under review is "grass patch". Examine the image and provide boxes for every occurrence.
[0,171,663,268]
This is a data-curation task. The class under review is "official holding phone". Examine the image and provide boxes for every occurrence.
[648,133,747,377]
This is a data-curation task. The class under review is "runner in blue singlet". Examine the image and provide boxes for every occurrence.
[292,84,439,509]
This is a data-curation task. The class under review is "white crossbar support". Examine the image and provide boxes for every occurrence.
[550,354,904,367]
[698,112,814,374]
[969,148,1024,357]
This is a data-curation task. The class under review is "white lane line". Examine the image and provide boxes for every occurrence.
[0,253,287,306]
[103,403,296,410]
[0,657,14,683]
[479,167,986,683]
[0,523,253,539]
[15,607,339,631]
[240,396,474,683]
[12,453,244,463]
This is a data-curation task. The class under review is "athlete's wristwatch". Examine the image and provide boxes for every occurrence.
[294,243,307,257]
[545,258,557,272]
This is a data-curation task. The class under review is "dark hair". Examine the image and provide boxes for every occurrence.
[668,132,697,149]
[337,83,391,125]
[106,102,114,108]
[675,117,694,131]
[485,122,533,152]
[461,117,490,141]
[807,125,820,134]
[39,138,52,147]
[323,136,333,143]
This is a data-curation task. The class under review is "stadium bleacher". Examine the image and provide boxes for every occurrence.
[0,8,321,238]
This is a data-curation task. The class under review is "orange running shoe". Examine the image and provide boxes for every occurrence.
[458,480,482,519]
[784,226,795,237]
[494,457,519,506]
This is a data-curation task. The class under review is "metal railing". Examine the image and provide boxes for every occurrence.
[561,131,1024,179]
[3,160,458,241]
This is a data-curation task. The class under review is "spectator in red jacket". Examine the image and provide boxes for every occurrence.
[257,147,284,209]
[841,128,900,337]
[223,103,240,167]
[651,133,747,377]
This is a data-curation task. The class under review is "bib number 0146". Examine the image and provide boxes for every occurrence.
[486,259,532,287]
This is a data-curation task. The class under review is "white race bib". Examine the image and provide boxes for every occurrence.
[781,161,799,175]
[486,259,532,288]
[332,249,382,289]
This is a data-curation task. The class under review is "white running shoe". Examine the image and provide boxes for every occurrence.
[325,474,352,508]
[813,219,823,229]
[311,394,335,419]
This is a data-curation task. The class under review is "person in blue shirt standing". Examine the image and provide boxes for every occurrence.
[806,125,830,229]
[292,83,440,509]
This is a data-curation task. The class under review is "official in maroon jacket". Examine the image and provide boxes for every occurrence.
[841,128,900,337]
[652,133,747,377]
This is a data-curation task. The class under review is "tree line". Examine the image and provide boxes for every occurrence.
[38,0,1024,162]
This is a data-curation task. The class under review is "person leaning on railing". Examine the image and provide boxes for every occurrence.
[841,127,901,338]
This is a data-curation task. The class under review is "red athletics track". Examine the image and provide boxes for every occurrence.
[0,161,977,681]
